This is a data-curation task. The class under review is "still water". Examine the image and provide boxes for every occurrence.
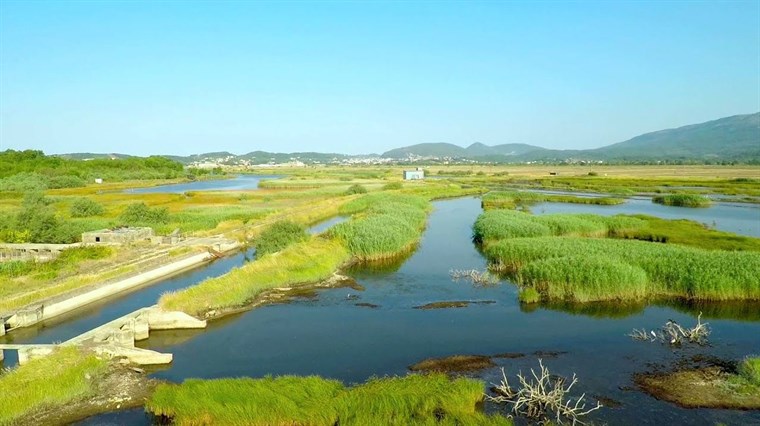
[74,198,759,425]
[126,175,281,194]
[533,197,760,237]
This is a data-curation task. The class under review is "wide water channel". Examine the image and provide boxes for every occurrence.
[5,198,760,425]
[126,174,281,194]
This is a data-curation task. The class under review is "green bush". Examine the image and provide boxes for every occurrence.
[345,184,368,195]
[70,198,105,217]
[519,287,541,304]
[47,175,86,189]
[255,221,308,256]
[118,202,170,225]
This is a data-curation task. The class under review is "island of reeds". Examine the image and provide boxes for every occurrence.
[473,198,760,304]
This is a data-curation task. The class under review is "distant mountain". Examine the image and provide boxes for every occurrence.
[382,143,469,158]
[588,113,760,161]
[59,112,759,164]
[381,113,760,162]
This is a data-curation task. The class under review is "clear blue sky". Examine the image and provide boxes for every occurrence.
[1,1,758,156]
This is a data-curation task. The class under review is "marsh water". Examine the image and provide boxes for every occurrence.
[126,174,281,194]
[3,198,760,425]
[533,197,760,237]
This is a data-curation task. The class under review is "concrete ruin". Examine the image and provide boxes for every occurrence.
[82,227,154,244]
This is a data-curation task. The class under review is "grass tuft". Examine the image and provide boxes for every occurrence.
[146,373,511,426]
[0,347,108,425]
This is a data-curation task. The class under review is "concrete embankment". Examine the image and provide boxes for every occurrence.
[0,305,207,365]
[3,241,240,331]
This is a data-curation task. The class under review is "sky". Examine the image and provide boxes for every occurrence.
[0,1,758,156]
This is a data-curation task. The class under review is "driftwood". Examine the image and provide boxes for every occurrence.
[449,269,497,286]
[629,312,710,346]
[487,359,602,425]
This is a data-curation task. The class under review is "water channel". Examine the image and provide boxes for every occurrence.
[3,197,759,425]
[126,175,281,194]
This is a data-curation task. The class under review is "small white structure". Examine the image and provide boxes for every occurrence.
[94,178,103,184]
[403,169,425,180]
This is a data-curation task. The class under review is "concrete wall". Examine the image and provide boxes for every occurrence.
[82,227,154,244]
[6,250,219,328]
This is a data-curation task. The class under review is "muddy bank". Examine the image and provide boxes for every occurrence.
[413,300,496,310]
[200,273,362,321]
[409,350,569,373]
[636,367,760,409]
[15,365,157,426]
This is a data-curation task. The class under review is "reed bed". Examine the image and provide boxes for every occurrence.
[740,357,760,386]
[652,194,712,207]
[330,194,431,261]
[473,210,645,243]
[159,238,350,317]
[146,373,510,426]
[481,191,623,210]
[486,237,760,302]
[0,347,107,425]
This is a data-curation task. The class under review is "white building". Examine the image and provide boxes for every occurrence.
[403,169,424,180]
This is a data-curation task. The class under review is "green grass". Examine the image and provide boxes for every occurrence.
[652,194,712,207]
[739,357,760,386]
[519,255,649,302]
[146,373,511,426]
[159,237,350,317]
[0,245,113,280]
[612,215,760,251]
[0,347,108,426]
[481,190,624,210]
[254,220,308,256]
[472,209,645,243]
[330,194,431,261]
[486,236,760,302]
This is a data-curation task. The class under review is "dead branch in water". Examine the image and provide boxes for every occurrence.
[487,359,602,425]
[449,269,497,286]
[628,312,710,346]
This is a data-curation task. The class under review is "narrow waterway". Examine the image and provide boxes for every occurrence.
[75,198,760,426]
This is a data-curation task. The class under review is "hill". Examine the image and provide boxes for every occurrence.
[589,113,760,161]
[381,113,760,162]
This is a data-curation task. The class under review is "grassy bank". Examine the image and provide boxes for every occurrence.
[472,209,645,242]
[652,194,712,207]
[482,190,624,210]
[159,237,350,317]
[329,193,431,261]
[146,373,510,425]
[0,347,107,425]
[485,236,760,302]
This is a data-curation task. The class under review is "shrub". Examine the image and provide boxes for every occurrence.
[344,184,368,195]
[70,198,105,217]
[255,220,308,256]
[118,202,170,225]
[382,181,403,190]
[47,175,86,189]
